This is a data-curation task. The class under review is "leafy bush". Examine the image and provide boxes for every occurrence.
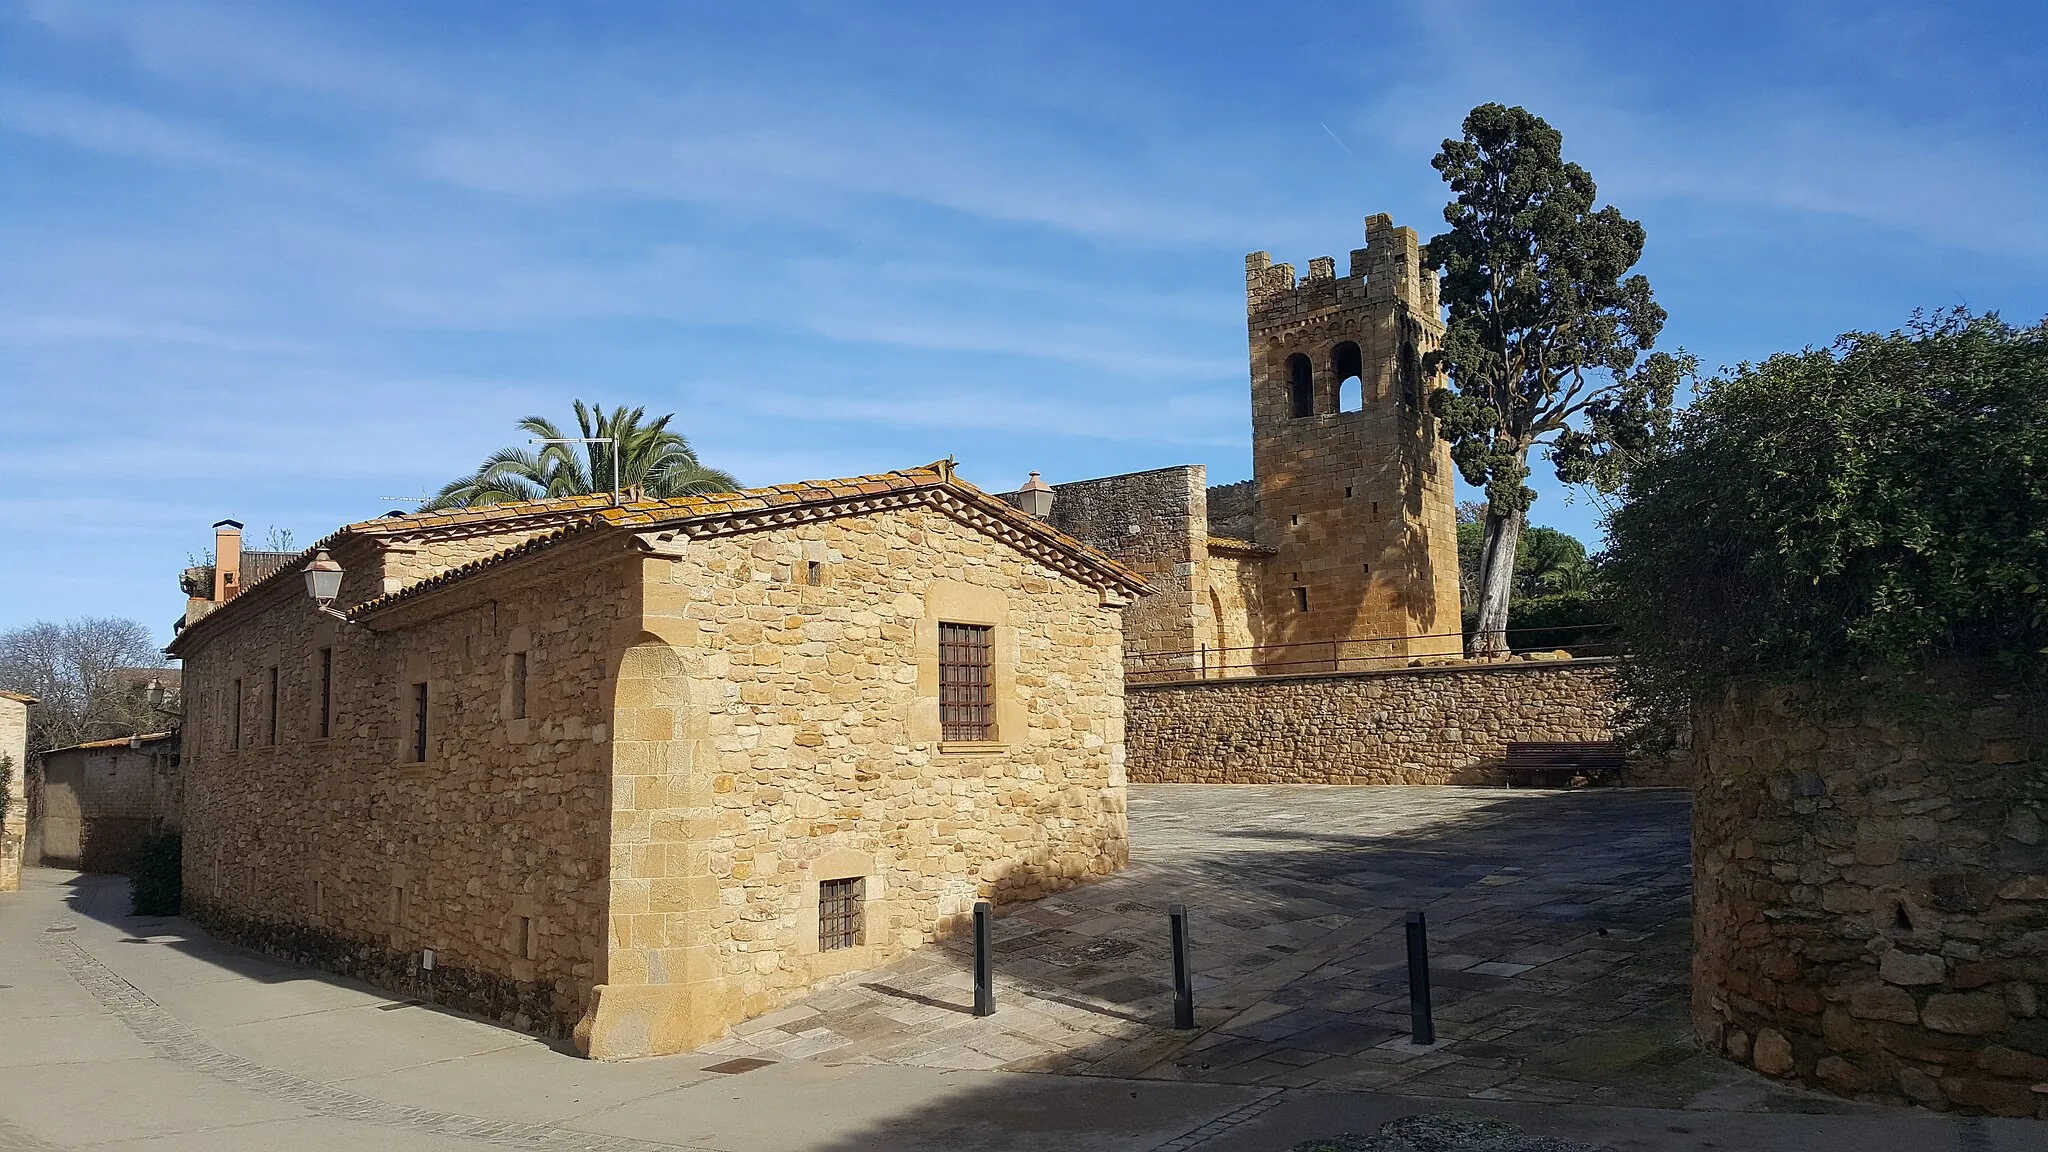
[1506,591,1615,653]
[1602,310,2048,746]
[130,832,182,916]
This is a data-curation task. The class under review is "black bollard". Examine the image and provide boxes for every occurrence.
[1405,910,1435,1045]
[973,900,995,1017]
[1169,904,1195,1029]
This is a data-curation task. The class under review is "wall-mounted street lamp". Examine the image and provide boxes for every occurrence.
[303,549,351,622]
[530,436,621,506]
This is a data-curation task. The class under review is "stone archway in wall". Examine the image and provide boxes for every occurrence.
[576,633,723,1060]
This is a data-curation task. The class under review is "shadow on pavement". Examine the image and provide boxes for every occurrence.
[701,787,1864,1150]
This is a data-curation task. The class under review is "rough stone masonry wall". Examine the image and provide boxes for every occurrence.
[178,546,622,1041]
[1691,676,2048,1117]
[32,742,180,874]
[596,502,1130,1055]
[1048,466,1211,671]
[1207,480,1256,544]
[1127,659,1627,785]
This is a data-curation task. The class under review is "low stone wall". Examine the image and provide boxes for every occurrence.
[1691,676,2048,1117]
[1126,659,1648,786]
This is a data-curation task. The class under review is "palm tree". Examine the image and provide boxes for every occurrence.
[424,402,739,509]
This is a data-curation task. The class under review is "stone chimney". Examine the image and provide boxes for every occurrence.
[213,519,244,601]
[1014,472,1055,518]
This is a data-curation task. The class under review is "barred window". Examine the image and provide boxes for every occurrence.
[819,877,863,951]
[938,622,994,741]
[317,648,333,738]
[410,682,429,763]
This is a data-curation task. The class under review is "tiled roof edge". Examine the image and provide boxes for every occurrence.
[350,518,608,618]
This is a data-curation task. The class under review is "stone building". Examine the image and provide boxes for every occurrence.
[27,731,181,874]
[1016,213,1463,680]
[1,690,35,893]
[166,463,1140,1058]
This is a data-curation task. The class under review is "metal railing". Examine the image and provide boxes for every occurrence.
[1124,623,1617,685]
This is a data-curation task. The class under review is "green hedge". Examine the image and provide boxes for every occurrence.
[1601,310,2048,745]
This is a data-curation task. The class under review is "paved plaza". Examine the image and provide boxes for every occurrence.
[703,786,1772,1107]
[2,785,2038,1150]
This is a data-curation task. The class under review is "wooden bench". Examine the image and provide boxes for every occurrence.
[1504,741,1626,789]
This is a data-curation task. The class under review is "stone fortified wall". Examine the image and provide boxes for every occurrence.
[1045,466,1212,671]
[1691,676,2048,1117]
[1127,659,1645,786]
[1206,480,1256,544]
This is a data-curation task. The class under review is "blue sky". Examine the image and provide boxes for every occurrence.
[4,1,2044,646]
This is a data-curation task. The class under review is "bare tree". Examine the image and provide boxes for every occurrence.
[0,617,165,751]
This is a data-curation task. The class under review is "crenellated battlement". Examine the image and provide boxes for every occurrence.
[1245,213,1439,327]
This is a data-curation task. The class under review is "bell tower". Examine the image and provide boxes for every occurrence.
[1243,213,1462,663]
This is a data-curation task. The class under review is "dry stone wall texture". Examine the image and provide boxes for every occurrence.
[1691,676,2048,1117]
[1127,659,1625,785]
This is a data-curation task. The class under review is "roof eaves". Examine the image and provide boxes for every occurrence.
[1206,535,1277,557]
[350,517,609,619]
[45,731,175,753]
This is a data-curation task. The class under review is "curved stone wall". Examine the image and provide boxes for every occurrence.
[1691,676,2048,1117]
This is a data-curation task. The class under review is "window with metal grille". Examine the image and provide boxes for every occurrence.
[819,877,863,951]
[231,678,243,748]
[410,682,429,762]
[317,648,333,738]
[266,665,279,744]
[938,622,993,741]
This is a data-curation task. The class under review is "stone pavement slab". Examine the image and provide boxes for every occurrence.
[1207,1092,2047,1152]
[709,785,1798,1110]
[1,858,2033,1151]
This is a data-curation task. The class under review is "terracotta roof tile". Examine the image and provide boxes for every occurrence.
[349,462,1142,620]
[46,731,174,753]
[1207,535,1275,555]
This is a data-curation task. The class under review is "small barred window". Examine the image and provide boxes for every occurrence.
[819,877,863,951]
